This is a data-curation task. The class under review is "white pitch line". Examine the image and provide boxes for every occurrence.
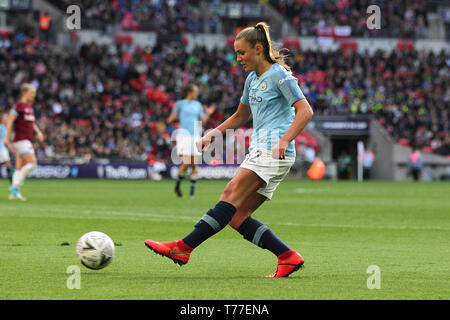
[273,221,450,231]
[0,205,198,222]
[1,206,448,231]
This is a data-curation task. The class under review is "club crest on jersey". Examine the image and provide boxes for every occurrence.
[260,81,267,91]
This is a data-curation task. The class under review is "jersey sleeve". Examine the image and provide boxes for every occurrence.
[198,102,204,119]
[10,103,21,116]
[275,70,305,106]
[239,73,254,107]
[172,101,181,116]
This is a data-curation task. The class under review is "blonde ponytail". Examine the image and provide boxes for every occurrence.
[236,22,291,72]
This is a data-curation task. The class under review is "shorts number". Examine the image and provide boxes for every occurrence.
[247,150,262,163]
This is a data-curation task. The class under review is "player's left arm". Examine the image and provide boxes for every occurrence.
[272,99,314,160]
[33,123,44,143]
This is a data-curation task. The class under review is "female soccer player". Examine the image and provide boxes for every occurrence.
[146,22,314,278]
[167,83,215,198]
[4,84,44,200]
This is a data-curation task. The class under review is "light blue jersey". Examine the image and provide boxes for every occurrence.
[240,63,305,157]
[173,99,204,137]
[0,124,6,151]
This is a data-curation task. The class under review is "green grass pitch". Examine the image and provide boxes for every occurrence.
[0,179,449,300]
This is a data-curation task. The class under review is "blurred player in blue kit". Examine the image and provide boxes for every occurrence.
[146,22,314,277]
[167,83,215,198]
[0,112,14,183]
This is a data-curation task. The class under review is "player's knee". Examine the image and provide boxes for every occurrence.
[22,162,37,175]
[27,162,37,170]
[221,180,237,202]
[179,164,188,174]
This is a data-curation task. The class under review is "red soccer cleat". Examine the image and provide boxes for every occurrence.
[144,239,192,266]
[266,250,304,278]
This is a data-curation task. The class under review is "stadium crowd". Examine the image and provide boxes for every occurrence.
[0,29,246,163]
[0,28,448,163]
[48,0,431,38]
[289,47,449,155]
[47,0,216,34]
[270,0,429,38]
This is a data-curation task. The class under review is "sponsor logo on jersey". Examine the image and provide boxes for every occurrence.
[249,95,262,103]
[278,76,291,85]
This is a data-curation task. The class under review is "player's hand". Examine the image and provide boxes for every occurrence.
[272,139,289,160]
[205,104,216,116]
[5,140,15,154]
[36,131,44,143]
[196,136,211,153]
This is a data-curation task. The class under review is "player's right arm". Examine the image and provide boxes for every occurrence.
[167,112,178,125]
[214,102,251,134]
[4,110,17,151]
[196,102,251,152]
[167,101,180,125]
[197,73,254,152]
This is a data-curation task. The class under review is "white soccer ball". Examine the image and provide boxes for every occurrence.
[76,231,115,270]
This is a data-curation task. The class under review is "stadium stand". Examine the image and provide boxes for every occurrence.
[0,1,448,169]
[1,29,447,162]
[46,0,216,33]
[270,0,430,38]
[45,0,436,38]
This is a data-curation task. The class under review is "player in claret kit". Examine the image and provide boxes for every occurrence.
[4,84,44,200]
[145,22,314,277]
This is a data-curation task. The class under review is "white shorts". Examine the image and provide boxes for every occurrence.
[12,140,35,157]
[240,148,295,200]
[176,135,201,157]
[0,148,10,163]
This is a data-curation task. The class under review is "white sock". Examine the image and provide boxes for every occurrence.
[13,163,37,189]
[12,170,21,189]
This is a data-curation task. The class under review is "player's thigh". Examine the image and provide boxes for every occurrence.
[229,192,267,230]
[15,156,24,170]
[190,156,201,167]
[180,155,192,164]
[13,140,35,168]
[20,152,37,166]
[219,168,266,209]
